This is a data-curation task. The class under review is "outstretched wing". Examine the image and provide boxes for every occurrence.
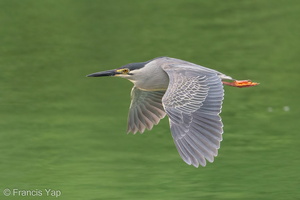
[162,64,224,167]
[127,87,166,134]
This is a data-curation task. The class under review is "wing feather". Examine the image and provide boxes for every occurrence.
[127,87,166,134]
[162,64,224,167]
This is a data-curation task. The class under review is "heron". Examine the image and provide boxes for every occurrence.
[87,57,258,167]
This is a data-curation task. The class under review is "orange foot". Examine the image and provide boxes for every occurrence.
[222,80,259,88]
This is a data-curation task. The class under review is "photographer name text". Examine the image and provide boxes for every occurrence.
[3,188,61,197]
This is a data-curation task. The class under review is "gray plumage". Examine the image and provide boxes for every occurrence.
[87,57,253,167]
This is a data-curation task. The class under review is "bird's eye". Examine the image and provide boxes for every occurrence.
[122,68,130,74]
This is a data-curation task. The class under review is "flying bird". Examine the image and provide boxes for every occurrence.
[87,57,258,167]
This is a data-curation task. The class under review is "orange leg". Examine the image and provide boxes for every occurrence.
[222,80,259,88]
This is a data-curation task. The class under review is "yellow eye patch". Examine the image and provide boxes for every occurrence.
[116,68,130,74]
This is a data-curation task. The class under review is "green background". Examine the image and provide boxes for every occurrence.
[1,0,299,199]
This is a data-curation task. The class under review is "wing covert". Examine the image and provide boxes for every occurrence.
[162,64,224,167]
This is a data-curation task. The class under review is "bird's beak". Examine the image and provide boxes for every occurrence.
[86,69,118,77]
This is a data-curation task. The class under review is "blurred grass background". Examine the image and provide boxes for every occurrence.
[1,0,299,199]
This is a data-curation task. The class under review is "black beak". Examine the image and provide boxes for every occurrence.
[86,70,117,77]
